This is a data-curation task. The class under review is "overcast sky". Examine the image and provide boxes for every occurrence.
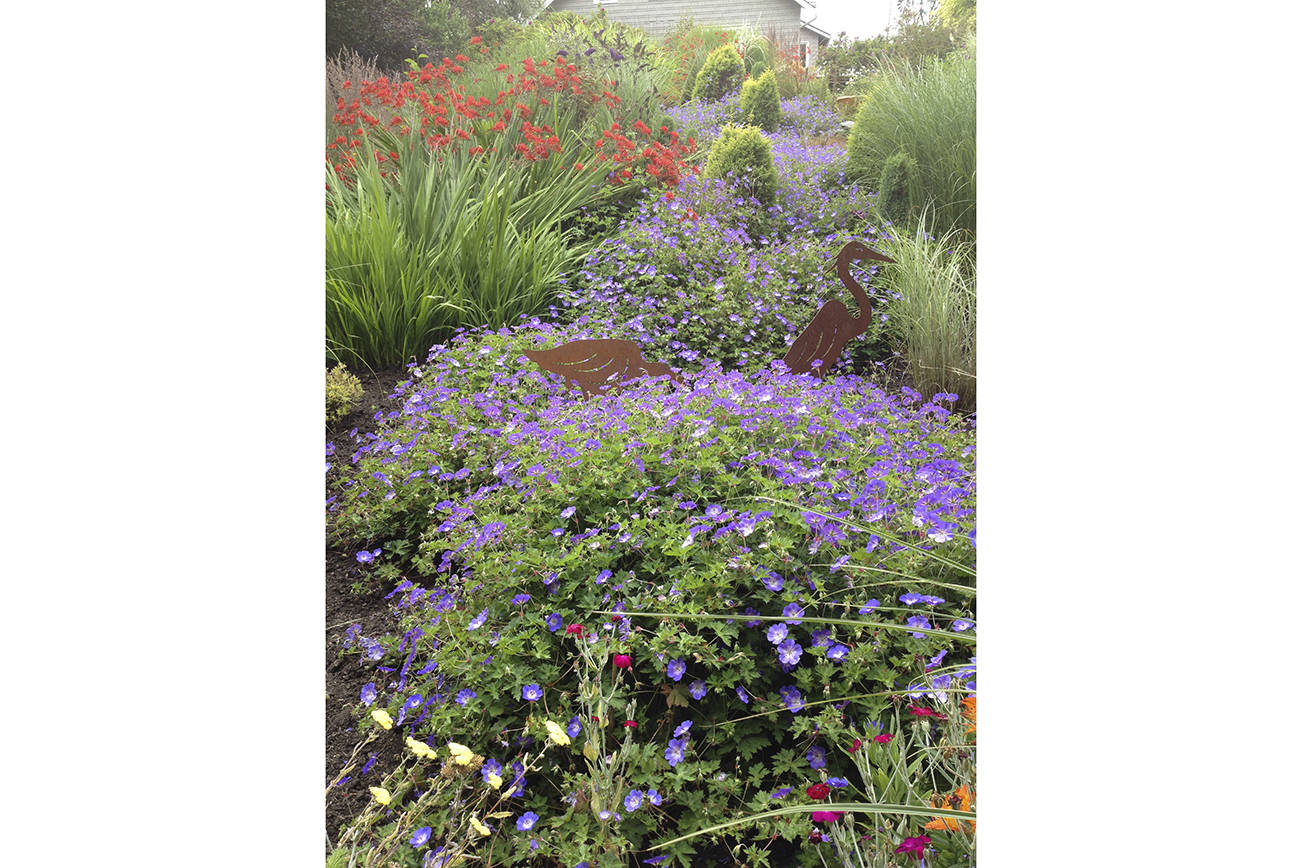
[801,0,898,41]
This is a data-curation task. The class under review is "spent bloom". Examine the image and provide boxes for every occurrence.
[544,720,571,746]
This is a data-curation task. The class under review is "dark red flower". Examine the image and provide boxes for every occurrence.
[874,733,894,744]
[565,624,584,635]
[849,738,862,753]
[908,705,934,718]
[806,783,830,800]
[613,654,632,669]
[623,720,637,728]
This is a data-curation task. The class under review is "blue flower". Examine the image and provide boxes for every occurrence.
[647,789,662,806]
[522,684,543,701]
[561,506,576,519]
[766,622,788,644]
[545,613,564,632]
[779,685,804,713]
[595,569,612,584]
[928,649,948,668]
[356,548,381,564]
[899,592,923,606]
[777,638,803,666]
[410,826,431,847]
[480,758,502,783]
[516,811,539,831]
[673,720,693,737]
[567,716,582,738]
[952,618,974,631]
[665,738,687,766]
[666,658,686,681]
[360,682,377,706]
[810,628,832,647]
[689,680,707,700]
[468,609,488,630]
[770,787,793,798]
[921,595,945,606]
[512,593,531,605]
[404,693,423,710]
[624,789,644,811]
[826,643,849,661]
[455,688,476,707]
[762,571,784,592]
[858,599,880,614]
[782,603,805,623]
[905,615,931,638]
[736,686,750,704]
[806,745,826,769]
[827,777,849,788]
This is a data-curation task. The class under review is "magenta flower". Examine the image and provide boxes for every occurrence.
[894,835,932,860]
[811,811,845,824]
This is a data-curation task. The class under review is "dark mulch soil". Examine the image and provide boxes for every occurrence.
[321,355,918,851]
[325,365,412,847]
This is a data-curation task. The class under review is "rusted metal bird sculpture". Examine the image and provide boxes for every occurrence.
[522,338,683,397]
[781,240,895,377]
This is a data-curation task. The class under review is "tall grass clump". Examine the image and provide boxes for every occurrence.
[877,223,977,411]
[846,49,975,238]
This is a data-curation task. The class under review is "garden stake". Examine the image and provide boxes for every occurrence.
[522,338,682,396]
[781,240,895,377]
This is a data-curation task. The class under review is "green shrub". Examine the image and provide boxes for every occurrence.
[693,43,745,102]
[845,50,976,237]
[877,149,919,225]
[661,20,736,105]
[739,69,781,131]
[704,125,779,206]
[326,364,364,424]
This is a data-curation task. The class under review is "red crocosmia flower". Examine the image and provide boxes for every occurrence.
[894,836,932,860]
[623,720,638,728]
[874,733,894,744]
[613,654,632,669]
[455,54,469,62]
[470,35,483,45]
[566,624,584,634]
[806,783,831,800]
[849,738,862,753]
[664,191,675,201]
[811,811,845,824]
[495,63,507,71]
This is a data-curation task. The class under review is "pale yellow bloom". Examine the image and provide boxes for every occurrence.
[544,720,571,746]
[486,772,503,789]
[370,709,393,730]
[448,742,475,766]
[368,786,391,806]
[469,815,491,837]
[406,737,437,759]
[502,786,517,799]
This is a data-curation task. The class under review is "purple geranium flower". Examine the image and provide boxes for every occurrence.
[665,738,687,766]
[516,811,539,831]
[859,599,880,614]
[782,603,805,623]
[356,548,381,564]
[736,686,750,704]
[806,745,826,769]
[624,789,644,811]
[766,622,789,644]
[666,658,686,681]
[777,638,803,666]
[826,643,849,661]
[899,592,923,606]
[762,572,784,592]
[360,682,377,706]
[522,684,542,701]
[512,593,531,605]
[467,608,488,630]
[410,826,431,847]
[779,685,805,713]
[647,789,662,806]
[455,688,476,707]
[567,716,582,737]
[545,613,564,632]
[674,720,693,737]
[689,680,707,700]
[952,618,974,631]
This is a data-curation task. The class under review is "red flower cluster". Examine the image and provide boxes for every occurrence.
[613,654,632,669]
[565,624,584,635]
[806,783,830,800]
[908,705,949,720]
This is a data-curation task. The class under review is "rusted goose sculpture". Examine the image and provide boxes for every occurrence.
[523,338,683,397]
[781,240,895,377]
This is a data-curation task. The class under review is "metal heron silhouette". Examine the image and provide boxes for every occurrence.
[781,240,895,377]
[520,241,893,393]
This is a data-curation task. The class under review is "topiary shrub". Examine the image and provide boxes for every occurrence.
[877,149,919,225]
[326,364,364,425]
[739,69,781,131]
[704,125,779,206]
[692,43,745,102]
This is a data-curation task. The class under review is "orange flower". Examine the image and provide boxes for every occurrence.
[924,785,975,833]
[961,695,976,737]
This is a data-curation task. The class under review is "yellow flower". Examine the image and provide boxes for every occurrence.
[544,720,571,746]
[502,786,517,799]
[368,786,392,806]
[448,742,475,766]
[469,815,491,837]
[406,737,436,759]
[370,708,393,730]
[486,772,503,789]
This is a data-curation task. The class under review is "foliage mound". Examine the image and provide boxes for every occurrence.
[845,50,976,238]
[877,150,920,226]
[693,44,745,103]
[704,125,779,207]
[326,364,365,424]
[327,320,977,867]
[740,70,782,132]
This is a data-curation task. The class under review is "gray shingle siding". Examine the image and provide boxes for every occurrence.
[545,0,805,41]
